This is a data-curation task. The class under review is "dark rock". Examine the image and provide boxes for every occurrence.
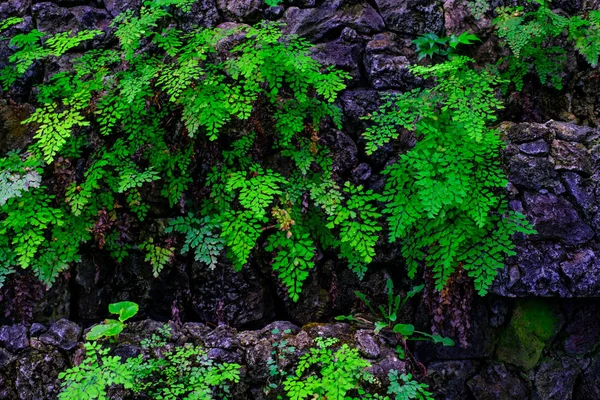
[551,139,593,175]
[548,120,595,142]
[364,33,421,90]
[519,140,550,156]
[563,304,600,355]
[177,0,221,29]
[0,347,15,369]
[492,243,570,297]
[32,3,111,34]
[340,89,382,139]
[113,344,142,360]
[507,154,558,191]
[496,299,563,371]
[15,349,67,400]
[283,1,384,42]
[426,360,480,400]
[0,0,31,17]
[468,363,529,400]
[0,102,35,153]
[40,319,81,351]
[533,357,582,400]
[216,0,263,22]
[326,130,358,175]
[374,0,444,34]
[0,325,28,353]
[574,353,600,399]
[202,325,240,349]
[559,249,600,295]
[184,322,212,341]
[189,260,275,327]
[29,323,46,337]
[312,40,364,84]
[355,329,380,358]
[524,191,594,246]
[0,372,16,399]
[245,339,273,380]
[103,0,142,17]
[264,4,285,20]
[504,122,555,144]
[352,163,372,182]
[562,172,598,217]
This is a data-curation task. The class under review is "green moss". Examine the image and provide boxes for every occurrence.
[496,299,563,370]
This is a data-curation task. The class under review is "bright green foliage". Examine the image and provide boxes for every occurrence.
[140,238,175,277]
[86,301,139,340]
[166,214,224,270]
[327,183,382,277]
[264,0,284,6]
[363,57,535,295]
[266,226,316,302]
[494,0,600,90]
[0,152,91,286]
[60,321,241,400]
[0,18,101,89]
[412,32,480,60]
[385,371,434,400]
[58,342,137,400]
[0,0,378,301]
[283,337,373,400]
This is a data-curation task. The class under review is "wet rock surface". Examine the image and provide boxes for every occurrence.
[1,1,600,399]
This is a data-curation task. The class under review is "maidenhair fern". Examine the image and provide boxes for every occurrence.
[494,1,600,90]
[364,56,535,295]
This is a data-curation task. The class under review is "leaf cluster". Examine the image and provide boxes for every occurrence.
[363,57,535,295]
[494,0,600,90]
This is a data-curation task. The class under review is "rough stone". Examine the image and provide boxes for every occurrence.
[39,319,82,351]
[519,140,550,156]
[504,122,555,143]
[283,1,384,42]
[0,102,35,153]
[574,353,600,399]
[312,40,364,84]
[551,139,593,175]
[508,154,559,191]
[355,329,380,358]
[0,347,15,369]
[189,260,275,327]
[374,0,444,35]
[0,325,29,353]
[524,191,594,246]
[29,323,47,337]
[468,363,529,400]
[15,349,67,400]
[426,360,480,400]
[32,3,111,34]
[533,357,582,400]
[562,172,598,217]
[548,120,595,142]
[559,249,600,295]
[103,0,142,17]
[496,299,563,371]
[563,304,600,355]
[216,0,263,22]
[364,33,421,90]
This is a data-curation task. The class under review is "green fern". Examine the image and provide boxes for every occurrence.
[364,56,535,295]
[494,1,600,90]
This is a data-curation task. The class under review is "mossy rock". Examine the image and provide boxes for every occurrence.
[496,299,564,371]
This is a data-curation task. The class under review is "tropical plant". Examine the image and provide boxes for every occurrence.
[363,56,535,295]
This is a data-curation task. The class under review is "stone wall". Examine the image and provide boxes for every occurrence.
[1,0,600,399]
